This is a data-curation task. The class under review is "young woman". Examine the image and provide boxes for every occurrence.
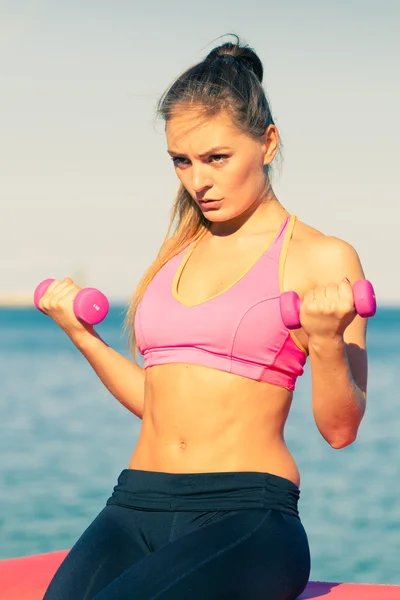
[41,37,368,600]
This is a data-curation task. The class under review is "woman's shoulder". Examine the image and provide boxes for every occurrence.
[292,217,365,286]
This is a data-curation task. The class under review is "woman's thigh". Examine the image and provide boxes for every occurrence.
[93,509,310,600]
[43,505,156,600]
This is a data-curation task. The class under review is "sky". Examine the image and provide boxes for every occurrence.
[1,0,399,304]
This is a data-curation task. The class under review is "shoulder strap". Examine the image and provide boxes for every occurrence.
[278,214,296,287]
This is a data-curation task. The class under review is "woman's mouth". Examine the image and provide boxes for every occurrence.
[198,199,223,210]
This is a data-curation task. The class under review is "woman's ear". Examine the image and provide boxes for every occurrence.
[262,125,279,166]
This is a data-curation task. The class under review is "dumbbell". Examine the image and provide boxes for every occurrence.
[33,278,109,325]
[280,279,376,330]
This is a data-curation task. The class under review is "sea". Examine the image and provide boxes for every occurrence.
[0,305,399,586]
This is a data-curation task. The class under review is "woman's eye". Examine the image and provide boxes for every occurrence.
[171,157,187,166]
[171,154,229,167]
[210,154,228,162]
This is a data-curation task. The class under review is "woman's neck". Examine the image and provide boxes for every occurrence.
[209,194,287,238]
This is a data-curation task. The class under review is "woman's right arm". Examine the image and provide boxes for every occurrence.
[37,277,145,419]
[73,330,145,419]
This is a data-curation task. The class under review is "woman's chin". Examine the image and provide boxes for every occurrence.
[201,208,244,224]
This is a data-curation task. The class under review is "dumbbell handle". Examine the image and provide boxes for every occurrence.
[280,279,376,330]
[33,278,109,325]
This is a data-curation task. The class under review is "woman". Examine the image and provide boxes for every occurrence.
[41,37,368,600]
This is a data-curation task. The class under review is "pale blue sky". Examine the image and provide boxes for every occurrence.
[1,0,399,303]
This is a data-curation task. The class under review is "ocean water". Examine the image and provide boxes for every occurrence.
[0,305,399,586]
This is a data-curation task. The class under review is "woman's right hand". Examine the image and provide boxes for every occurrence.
[37,277,95,342]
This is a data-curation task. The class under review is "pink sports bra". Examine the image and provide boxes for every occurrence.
[135,214,307,391]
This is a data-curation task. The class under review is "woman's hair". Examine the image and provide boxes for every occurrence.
[124,34,279,358]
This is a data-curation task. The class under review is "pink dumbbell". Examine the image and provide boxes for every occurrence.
[33,278,109,325]
[280,279,376,330]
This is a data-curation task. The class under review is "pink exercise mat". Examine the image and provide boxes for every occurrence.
[0,550,398,599]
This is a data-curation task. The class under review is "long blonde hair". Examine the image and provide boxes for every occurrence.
[123,35,279,359]
[123,185,208,358]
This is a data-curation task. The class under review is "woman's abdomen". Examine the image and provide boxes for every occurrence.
[128,364,300,485]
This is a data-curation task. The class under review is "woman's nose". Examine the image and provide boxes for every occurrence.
[191,165,212,193]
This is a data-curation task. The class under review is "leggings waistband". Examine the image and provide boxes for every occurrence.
[107,469,300,518]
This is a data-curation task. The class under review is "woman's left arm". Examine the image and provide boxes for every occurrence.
[302,237,369,449]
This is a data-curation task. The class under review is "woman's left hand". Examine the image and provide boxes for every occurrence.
[299,278,357,340]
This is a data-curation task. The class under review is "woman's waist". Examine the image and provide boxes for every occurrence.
[129,432,300,486]
[136,420,289,452]
[137,413,290,456]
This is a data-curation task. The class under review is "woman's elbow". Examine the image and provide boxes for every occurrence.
[326,423,360,449]
[329,433,357,449]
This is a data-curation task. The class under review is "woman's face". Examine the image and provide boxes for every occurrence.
[166,109,278,223]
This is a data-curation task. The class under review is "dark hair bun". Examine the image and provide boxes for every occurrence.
[204,38,263,83]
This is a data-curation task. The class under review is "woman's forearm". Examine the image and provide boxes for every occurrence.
[71,330,145,419]
[308,336,366,448]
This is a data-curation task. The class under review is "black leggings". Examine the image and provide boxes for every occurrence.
[43,469,310,600]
